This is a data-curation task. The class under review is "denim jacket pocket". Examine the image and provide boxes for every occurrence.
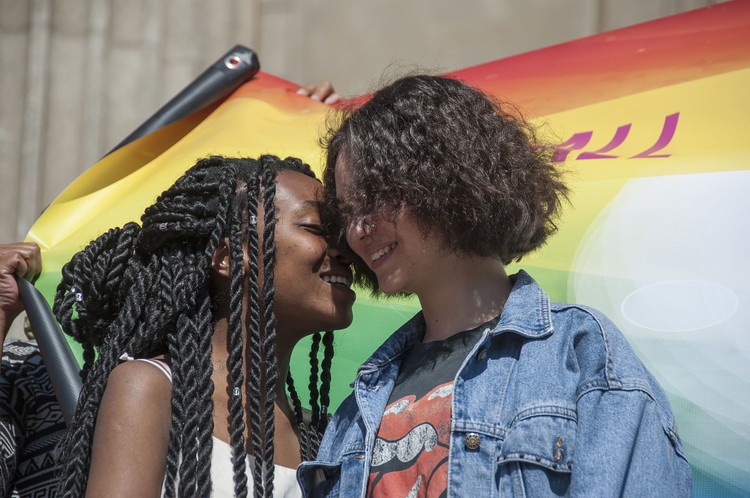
[496,411,576,497]
[298,451,368,498]
[298,460,341,498]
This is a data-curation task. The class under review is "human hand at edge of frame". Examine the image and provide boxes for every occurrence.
[296,81,341,105]
[0,242,41,341]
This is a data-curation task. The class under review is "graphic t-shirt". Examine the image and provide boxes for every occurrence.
[367,318,498,497]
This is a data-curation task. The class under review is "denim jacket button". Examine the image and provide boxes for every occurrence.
[464,433,481,450]
[476,348,488,361]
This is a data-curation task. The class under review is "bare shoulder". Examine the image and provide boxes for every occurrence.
[97,359,172,437]
[106,358,171,396]
[86,360,173,496]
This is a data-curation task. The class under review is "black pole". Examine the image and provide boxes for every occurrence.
[16,277,81,427]
[106,45,259,155]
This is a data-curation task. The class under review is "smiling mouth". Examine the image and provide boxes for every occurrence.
[370,243,396,263]
[322,274,353,288]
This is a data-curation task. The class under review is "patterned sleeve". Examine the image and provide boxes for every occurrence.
[1,342,24,496]
[0,339,66,497]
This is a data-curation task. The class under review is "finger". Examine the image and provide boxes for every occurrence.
[25,243,42,281]
[0,242,42,280]
[0,253,28,280]
[296,84,316,97]
[324,92,342,105]
[311,81,335,102]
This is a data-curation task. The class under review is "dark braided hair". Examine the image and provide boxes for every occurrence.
[53,155,337,497]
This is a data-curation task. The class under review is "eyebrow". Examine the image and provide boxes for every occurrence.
[293,199,323,216]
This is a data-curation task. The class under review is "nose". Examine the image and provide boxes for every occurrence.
[327,240,353,266]
[347,215,372,241]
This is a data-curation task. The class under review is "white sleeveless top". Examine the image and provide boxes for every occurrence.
[122,355,301,497]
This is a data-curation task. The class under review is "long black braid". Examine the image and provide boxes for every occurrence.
[257,161,279,496]
[53,155,336,497]
[227,173,254,498]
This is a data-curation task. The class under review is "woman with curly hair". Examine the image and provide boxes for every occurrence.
[53,155,356,497]
[299,75,692,496]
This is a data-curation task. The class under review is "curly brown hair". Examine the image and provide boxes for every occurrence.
[323,75,568,293]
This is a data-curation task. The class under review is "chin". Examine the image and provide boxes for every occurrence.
[328,313,354,331]
[311,307,353,332]
[377,282,405,296]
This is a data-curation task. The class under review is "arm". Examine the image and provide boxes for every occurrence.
[0,243,42,361]
[570,388,692,497]
[85,361,172,498]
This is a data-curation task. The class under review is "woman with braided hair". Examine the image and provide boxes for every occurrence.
[52,155,356,497]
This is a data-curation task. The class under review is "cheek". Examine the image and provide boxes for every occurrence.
[345,225,367,259]
[276,239,326,276]
[346,237,368,263]
[271,246,302,291]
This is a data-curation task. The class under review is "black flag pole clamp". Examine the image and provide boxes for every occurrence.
[19,46,260,426]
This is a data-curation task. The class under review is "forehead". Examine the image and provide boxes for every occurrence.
[333,155,355,200]
[275,170,323,214]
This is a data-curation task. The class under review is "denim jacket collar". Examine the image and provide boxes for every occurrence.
[358,270,552,373]
[357,312,424,372]
[494,269,554,339]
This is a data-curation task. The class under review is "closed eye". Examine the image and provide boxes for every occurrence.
[302,224,327,236]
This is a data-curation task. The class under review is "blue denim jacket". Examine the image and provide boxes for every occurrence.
[298,271,692,497]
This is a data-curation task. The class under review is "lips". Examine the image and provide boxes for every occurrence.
[320,269,356,304]
[321,273,352,287]
[370,243,396,263]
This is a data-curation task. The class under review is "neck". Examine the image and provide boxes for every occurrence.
[273,337,295,403]
[210,316,303,464]
[210,317,297,402]
[416,253,511,342]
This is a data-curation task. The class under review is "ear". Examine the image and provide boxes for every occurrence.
[211,237,231,278]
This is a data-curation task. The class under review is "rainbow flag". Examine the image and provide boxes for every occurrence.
[26,1,750,495]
